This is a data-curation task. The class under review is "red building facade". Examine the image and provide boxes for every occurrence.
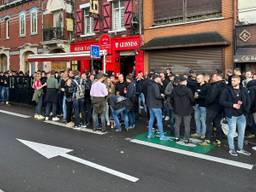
[72,0,144,76]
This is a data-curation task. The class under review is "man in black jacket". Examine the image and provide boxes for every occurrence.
[170,76,194,143]
[220,75,251,156]
[204,73,226,146]
[146,74,168,141]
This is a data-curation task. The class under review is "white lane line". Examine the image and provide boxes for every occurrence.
[62,153,139,183]
[44,120,107,135]
[130,139,254,170]
[0,110,31,118]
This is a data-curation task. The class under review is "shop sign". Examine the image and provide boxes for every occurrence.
[241,55,256,62]
[70,41,98,52]
[239,30,251,42]
[100,34,112,54]
[113,36,141,51]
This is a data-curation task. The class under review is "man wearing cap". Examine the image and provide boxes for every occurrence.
[170,75,194,143]
[146,74,168,141]
[90,73,108,132]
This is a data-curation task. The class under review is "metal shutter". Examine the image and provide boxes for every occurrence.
[149,47,223,74]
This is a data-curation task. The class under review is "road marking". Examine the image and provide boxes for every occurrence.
[61,153,139,182]
[0,110,31,118]
[44,120,107,135]
[130,139,254,170]
[0,189,5,192]
[17,139,139,183]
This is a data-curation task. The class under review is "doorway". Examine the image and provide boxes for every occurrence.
[120,56,135,77]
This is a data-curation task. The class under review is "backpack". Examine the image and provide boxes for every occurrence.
[74,79,85,100]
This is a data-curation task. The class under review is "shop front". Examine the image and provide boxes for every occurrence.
[142,32,229,74]
[70,34,144,76]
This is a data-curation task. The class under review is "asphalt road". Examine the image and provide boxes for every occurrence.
[0,105,255,192]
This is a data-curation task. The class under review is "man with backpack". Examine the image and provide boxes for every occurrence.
[72,71,86,130]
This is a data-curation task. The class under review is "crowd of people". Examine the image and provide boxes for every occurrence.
[1,67,256,157]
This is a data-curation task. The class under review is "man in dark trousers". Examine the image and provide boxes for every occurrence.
[220,75,251,156]
[170,76,194,143]
[146,74,168,141]
[203,73,226,146]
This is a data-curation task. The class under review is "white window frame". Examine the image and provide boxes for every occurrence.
[5,17,10,39]
[30,8,38,35]
[112,0,125,31]
[79,3,95,37]
[83,7,94,35]
[19,12,26,37]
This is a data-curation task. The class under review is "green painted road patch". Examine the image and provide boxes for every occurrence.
[133,133,215,154]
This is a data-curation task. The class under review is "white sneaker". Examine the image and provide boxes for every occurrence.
[34,114,39,119]
[164,116,170,121]
[37,115,45,120]
[73,126,81,131]
[52,117,60,121]
[45,117,49,121]
[5,101,9,105]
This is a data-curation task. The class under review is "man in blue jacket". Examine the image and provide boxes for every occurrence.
[220,75,251,156]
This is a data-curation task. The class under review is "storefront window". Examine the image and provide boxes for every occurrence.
[84,8,94,34]
[112,0,125,31]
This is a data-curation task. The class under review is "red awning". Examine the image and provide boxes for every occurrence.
[27,51,103,62]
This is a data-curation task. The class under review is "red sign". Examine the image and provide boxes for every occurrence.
[113,36,141,51]
[70,40,98,52]
[100,34,112,54]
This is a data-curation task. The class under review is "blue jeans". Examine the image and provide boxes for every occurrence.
[148,108,165,137]
[227,115,246,151]
[138,93,147,113]
[45,102,57,117]
[73,99,85,126]
[62,96,67,120]
[168,109,175,132]
[111,107,129,130]
[0,86,2,102]
[194,105,207,137]
[35,95,43,115]
[128,110,136,127]
[1,87,9,102]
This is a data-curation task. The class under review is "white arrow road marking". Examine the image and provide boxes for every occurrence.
[131,139,254,170]
[0,110,31,118]
[17,139,139,182]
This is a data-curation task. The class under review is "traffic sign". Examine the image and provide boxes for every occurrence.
[90,45,100,59]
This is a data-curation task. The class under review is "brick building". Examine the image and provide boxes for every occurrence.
[70,0,144,75]
[0,0,74,74]
[234,0,256,72]
[142,0,234,74]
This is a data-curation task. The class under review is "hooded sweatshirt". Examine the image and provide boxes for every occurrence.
[170,85,195,116]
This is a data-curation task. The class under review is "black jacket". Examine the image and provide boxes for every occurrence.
[195,83,210,107]
[145,80,163,108]
[246,80,256,113]
[206,80,226,111]
[170,85,194,116]
[219,86,251,118]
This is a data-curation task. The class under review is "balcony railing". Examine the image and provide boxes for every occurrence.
[43,27,64,42]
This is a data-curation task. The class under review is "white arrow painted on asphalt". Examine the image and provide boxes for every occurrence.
[17,139,139,183]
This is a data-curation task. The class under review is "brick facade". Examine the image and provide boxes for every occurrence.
[143,0,234,73]
[0,0,73,74]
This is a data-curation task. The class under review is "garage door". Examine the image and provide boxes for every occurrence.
[149,47,223,74]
